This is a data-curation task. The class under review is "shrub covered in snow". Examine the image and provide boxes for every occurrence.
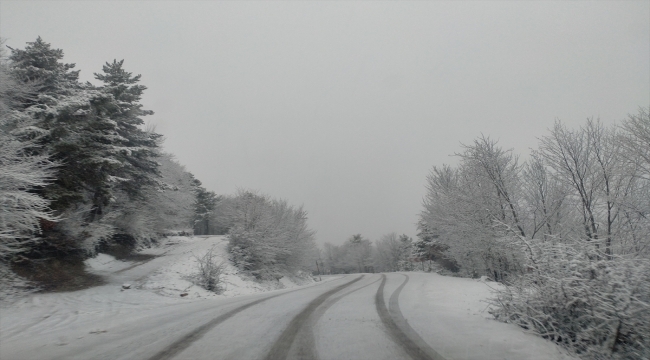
[490,238,650,359]
[223,191,318,280]
[192,246,225,293]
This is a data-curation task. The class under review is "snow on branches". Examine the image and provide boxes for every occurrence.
[419,110,650,359]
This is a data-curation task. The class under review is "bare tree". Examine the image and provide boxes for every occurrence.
[521,151,567,241]
[619,107,650,180]
[540,121,602,247]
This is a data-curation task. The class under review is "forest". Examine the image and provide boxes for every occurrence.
[0,38,319,294]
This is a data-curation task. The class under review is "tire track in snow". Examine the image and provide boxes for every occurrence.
[375,274,447,360]
[263,275,364,360]
[147,275,353,360]
[291,275,384,360]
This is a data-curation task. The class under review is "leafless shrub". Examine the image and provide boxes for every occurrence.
[193,246,225,293]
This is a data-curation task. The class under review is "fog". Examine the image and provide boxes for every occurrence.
[2,1,648,244]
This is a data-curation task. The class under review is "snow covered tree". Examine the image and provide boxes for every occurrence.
[539,121,603,247]
[6,38,162,254]
[619,107,650,180]
[7,37,79,102]
[0,43,56,258]
[373,233,402,272]
[0,41,58,298]
[396,234,415,271]
[146,153,196,234]
[419,139,527,280]
[192,183,218,235]
[92,60,162,204]
[343,234,373,273]
[520,151,567,241]
[373,233,414,272]
[225,190,317,280]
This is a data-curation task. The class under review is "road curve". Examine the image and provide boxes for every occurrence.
[3,274,450,360]
[151,273,443,360]
[263,275,364,360]
[381,274,447,360]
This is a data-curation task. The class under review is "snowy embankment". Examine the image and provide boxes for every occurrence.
[84,235,315,299]
[0,237,573,360]
[0,236,325,356]
[396,273,574,360]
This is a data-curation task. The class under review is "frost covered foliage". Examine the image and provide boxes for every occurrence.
[55,153,198,253]
[146,154,196,234]
[373,233,415,272]
[0,44,56,259]
[490,239,650,359]
[224,191,317,280]
[419,137,527,280]
[56,203,117,254]
[192,246,224,293]
[419,110,650,359]
[4,37,162,255]
[109,153,197,244]
[322,235,373,274]
[192,184,219,235]
[0,112,56,256]
[419,112,650,279]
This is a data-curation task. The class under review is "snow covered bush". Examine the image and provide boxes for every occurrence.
[224,190,318,280]
[490,238,650,359]
[193,246,224,293]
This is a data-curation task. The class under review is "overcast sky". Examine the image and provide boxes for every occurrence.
[2,1,649,245]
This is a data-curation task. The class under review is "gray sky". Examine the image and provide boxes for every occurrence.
[2,1,649,245]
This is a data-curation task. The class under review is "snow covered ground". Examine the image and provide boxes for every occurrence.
[0,236,573,360]
[392,273,574,360]
[95,235,317,299]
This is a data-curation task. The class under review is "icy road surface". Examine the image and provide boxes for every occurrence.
[0,238,573,360]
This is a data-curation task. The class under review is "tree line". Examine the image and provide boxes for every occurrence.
[319,232,447,274]
[418,112,650,359]
[0,38,318,294]
[0,37,208,294]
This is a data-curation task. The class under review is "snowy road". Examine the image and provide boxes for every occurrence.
[1,273,573,360]
[1,237,573,360]
[148,274,444,360]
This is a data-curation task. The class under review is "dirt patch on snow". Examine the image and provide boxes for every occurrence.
[11,256,106,293]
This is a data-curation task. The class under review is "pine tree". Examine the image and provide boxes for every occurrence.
[8,40,161,214]
[93,60,162,202]
[193,183,218,235]
[8,36,79,99]
[0,43,56,258]
[7,38,163,253]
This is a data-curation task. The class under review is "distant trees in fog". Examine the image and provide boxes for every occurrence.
[321,233,416,274]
